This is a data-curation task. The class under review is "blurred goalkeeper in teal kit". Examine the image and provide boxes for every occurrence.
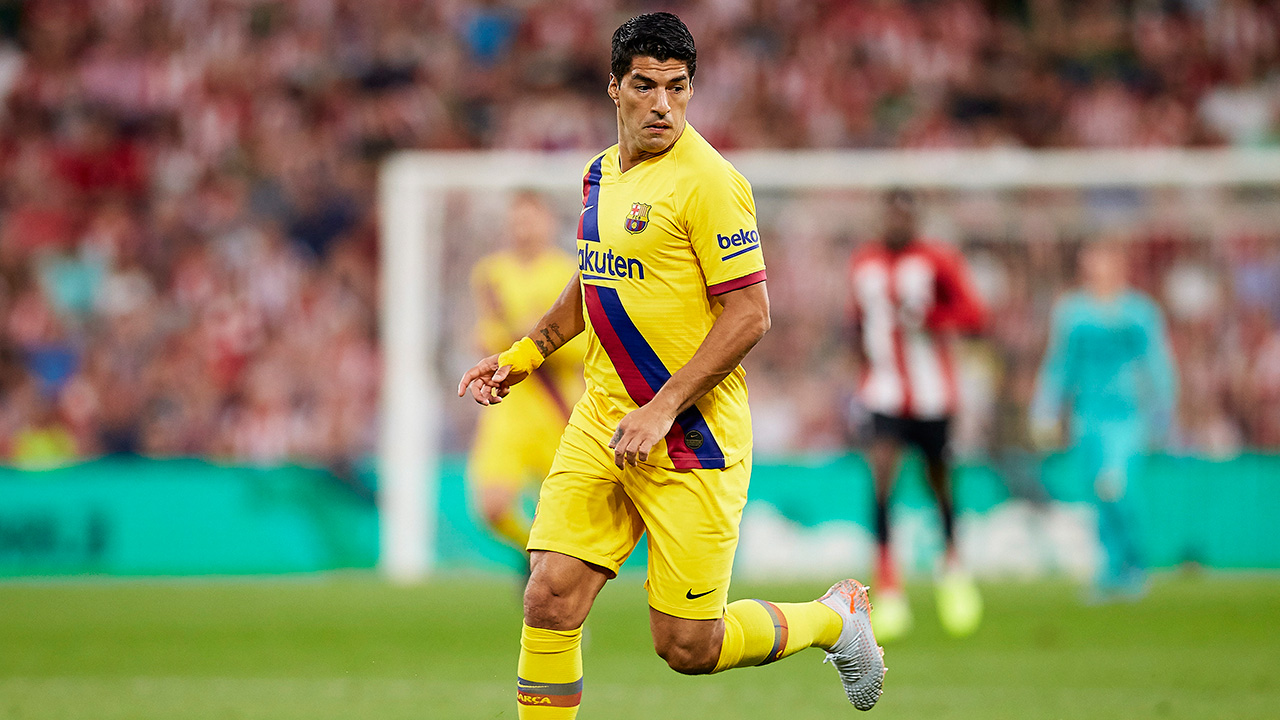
[1031,242,1177,601]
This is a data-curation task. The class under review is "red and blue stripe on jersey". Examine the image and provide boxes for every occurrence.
[582,283,726,469]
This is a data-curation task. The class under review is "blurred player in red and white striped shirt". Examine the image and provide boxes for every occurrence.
[848,189,987,641]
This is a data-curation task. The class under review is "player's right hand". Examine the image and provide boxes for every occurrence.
[609,403,675,468]
[457,354,529,406]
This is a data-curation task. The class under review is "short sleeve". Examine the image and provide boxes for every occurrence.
[682,163,767,295]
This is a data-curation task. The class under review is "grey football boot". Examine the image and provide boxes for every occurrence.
[817,579,886,710]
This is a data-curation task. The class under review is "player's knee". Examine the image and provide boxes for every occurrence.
[654,638,719,675]
[523,579,585,631]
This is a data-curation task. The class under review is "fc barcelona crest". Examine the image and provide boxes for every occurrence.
[625,202,651,234]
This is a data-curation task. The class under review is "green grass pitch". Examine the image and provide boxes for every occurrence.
[0,573,1277,719]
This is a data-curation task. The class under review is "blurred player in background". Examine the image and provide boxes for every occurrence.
[1031,241,1177,602]
[848,189,987,640]
[459,13,884,718]
[468,192,584,564]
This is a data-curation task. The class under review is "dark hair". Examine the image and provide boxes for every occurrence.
[610,12,696,81]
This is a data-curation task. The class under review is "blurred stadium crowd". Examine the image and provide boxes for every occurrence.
[0,0,1278,467]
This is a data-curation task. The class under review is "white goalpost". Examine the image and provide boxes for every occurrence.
[377,147,1280,582]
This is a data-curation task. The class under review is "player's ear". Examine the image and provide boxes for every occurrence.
[607,74,619,106]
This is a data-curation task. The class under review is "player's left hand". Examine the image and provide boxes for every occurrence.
[609,404,675,468]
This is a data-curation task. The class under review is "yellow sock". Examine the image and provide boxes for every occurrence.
[491,508,531,550]
[713,599,843,672]
[517,624,582,718]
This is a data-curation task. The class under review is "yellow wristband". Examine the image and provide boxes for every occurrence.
[497,336,545,374]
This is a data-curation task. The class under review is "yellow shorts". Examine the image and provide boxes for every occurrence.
[468,384,568,491]
[528,422,751,620]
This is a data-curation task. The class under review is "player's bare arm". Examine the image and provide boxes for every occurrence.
[458,272,585,406]
[609,281,770,468]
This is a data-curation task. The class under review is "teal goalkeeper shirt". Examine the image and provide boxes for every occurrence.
[1032,290,1178,433]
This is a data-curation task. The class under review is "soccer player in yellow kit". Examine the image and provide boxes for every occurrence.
[458,13,885,717]
[468,192,584,558]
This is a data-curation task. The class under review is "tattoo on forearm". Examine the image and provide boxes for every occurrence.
[536,323,566,357]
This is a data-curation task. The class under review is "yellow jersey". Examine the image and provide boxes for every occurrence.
[571,124,766,470]
[472,248,584,414]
